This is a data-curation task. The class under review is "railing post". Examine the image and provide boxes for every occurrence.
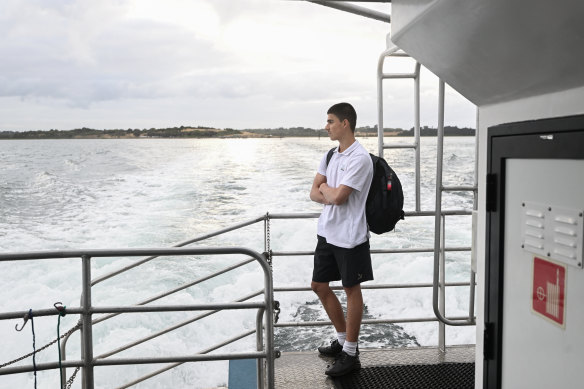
[261,252,275,389]
[264,213,268,254]
[81,255,94,389]
[256,308,265,389]
[60,337,67,389]
[414,62,422,212]
[439,215,446,353]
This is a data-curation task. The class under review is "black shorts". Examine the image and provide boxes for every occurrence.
[312,235,373,287]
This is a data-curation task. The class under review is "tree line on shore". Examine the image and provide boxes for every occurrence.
[0,125,475,139]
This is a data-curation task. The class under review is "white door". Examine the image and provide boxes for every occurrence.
[501,159,584,389]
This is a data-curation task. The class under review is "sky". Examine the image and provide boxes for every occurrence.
[0,0,476,131]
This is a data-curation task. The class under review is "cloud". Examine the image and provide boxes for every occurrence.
[0,0,475,131]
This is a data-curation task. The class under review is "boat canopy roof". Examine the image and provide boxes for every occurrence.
[389,0,584,106]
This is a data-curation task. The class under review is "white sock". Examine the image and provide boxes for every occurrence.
[336,332,347,346]
[342,340,358,356]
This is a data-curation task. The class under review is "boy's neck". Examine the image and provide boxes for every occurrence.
[337,135,356,153]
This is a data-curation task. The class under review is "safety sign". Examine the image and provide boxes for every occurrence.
[532,256,566,327]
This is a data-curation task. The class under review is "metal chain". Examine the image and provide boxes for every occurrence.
[65,367,80,389]
[265,212,272,266]
[264,212,281,328]
[273,301,280,324]
[0,320,82,369]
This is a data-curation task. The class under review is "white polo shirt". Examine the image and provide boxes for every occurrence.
[316,140,373,248]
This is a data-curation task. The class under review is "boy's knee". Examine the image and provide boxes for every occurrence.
[311,281,329,296]
[343,284,362,297]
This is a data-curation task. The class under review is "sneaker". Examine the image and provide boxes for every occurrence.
[325,351,361,377]
[318,339,343,357]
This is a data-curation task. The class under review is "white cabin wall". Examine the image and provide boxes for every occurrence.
[474,84,584,389]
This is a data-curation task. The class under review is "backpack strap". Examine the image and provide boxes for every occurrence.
[325,147,335,166]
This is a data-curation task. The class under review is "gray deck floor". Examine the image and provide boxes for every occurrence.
[275,345,476,389]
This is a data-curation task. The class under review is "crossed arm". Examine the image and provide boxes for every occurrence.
[310,173,353,206]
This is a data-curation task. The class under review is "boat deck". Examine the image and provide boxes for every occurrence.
[275,345,475,388]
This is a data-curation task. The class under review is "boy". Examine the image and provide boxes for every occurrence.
[309,102,374,376]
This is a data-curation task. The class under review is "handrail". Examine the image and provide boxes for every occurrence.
[377,44,422,212]
[432,79,477,327]
[277,315,474,328]
[307,1,391,23]
[0,247,275,389]
[274,282,471,293]
[376,42,478,347]
[0,352,265,376]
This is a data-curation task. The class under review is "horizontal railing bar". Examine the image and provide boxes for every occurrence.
[0,360,82,375]
[0,281,474,321]
[384,52,410,57]
[116,329,257,389]
[276,316,473,327]
[0,352,266,375]
[94,352,267,367]
[272,246,471,257]
[381,73,417,79]
[371,246,471,254]
[308,0,391,24]
[271,210,471,221]
[383,144,417,149]
[405,210,472,216]
[263,211,473,219]
[95,289,264,359]
[266,212,320,220]
[90,302,265,314]
[0,247,265,262]
[274,282,471,293]
[0,302,264,321]
[442,186,477,192]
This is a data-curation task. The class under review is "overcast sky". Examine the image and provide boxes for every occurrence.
[0,0,476,131]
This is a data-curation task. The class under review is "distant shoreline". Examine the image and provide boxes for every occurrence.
[0,126,475,140]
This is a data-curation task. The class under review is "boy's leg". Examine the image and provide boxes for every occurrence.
[311,281,346,332]
[324,284,363,377]
[312,236,345,332]
[344,284,363,342]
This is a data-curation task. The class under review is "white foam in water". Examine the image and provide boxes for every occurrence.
[0,137,476,388]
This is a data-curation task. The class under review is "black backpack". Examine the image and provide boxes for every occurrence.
[326,148,405,234]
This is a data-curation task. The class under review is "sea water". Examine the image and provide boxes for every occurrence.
[0,136,475,388]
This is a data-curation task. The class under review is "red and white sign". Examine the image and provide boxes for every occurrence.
[532,257,566,327]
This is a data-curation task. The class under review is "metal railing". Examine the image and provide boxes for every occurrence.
[377,42,478,353]
[377,44,422,211]
[434,80,478,330]
[0,209,475,388]
[0,247,275,389]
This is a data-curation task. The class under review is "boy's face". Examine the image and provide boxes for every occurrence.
[325,114,347,141]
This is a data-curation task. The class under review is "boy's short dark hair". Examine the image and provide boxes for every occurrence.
[327,102,357,132]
